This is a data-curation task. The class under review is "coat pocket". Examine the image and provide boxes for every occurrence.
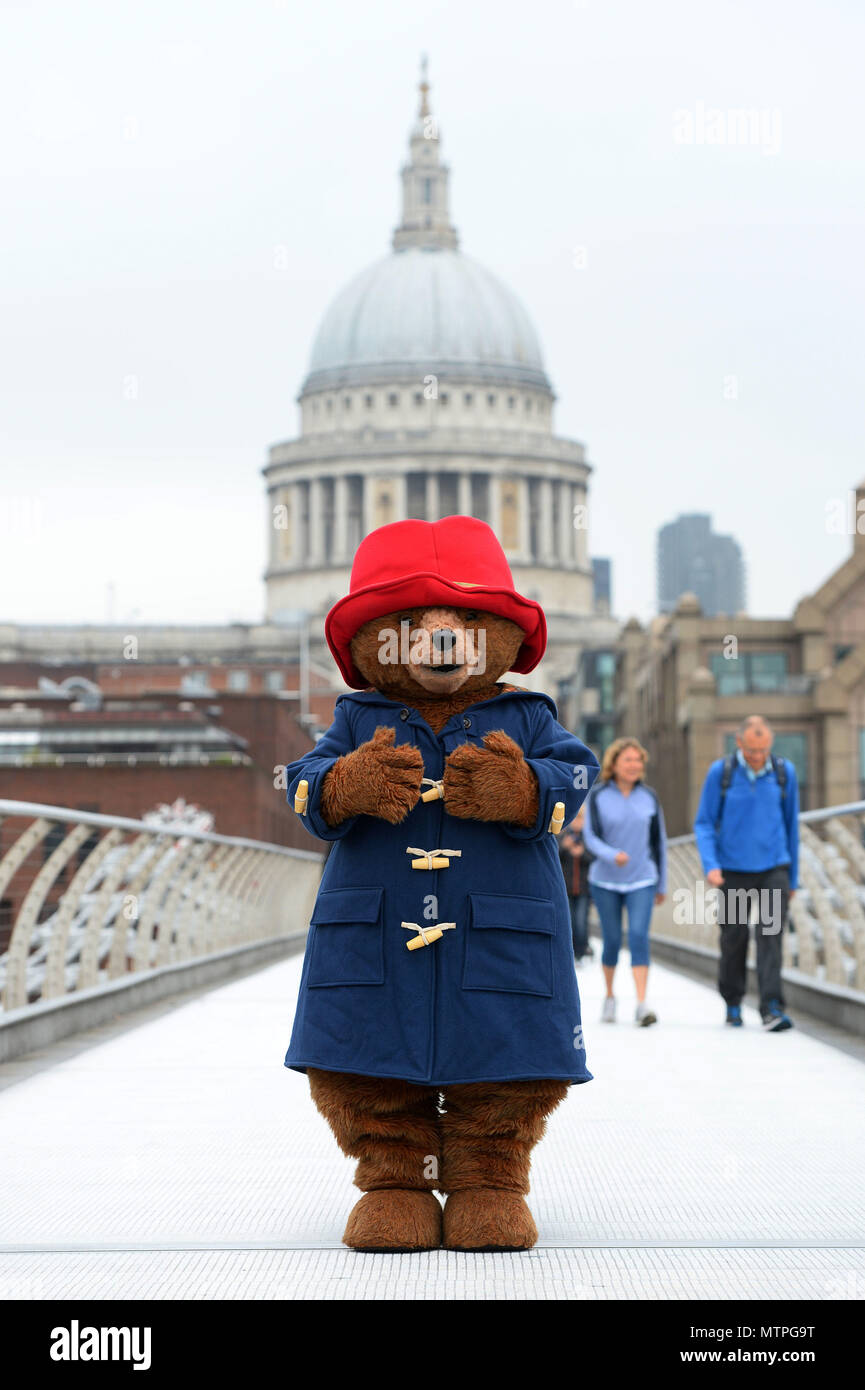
[307,886,384,987]
[463,892,555,997]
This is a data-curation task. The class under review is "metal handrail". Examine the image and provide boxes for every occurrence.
[0,799,323,1012]
[0,798,321,859]
[657,799,865,992]
[668,798,865,847]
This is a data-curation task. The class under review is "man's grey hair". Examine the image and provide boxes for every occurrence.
[739,714,772,737]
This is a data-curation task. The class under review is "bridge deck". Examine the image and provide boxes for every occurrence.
[1,952,863,1301]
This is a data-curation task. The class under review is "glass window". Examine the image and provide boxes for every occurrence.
[772,733,807,787]
[749,652,787,691]
[264,671,284,693]
[180,672,212,694]
[709,651,788,695]
[709,653,747,695]
[227,670,249,692]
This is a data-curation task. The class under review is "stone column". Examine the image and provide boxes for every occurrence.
[458,472,472,516]
[308,476,324,566]
[573,483,589,567]
[489,471,502,540]
[425,471,440,523]
[291,480,306,568]
[362,474,375,538]
[394,472,408,521]
[517,476,530,561]
[333,474,349,565]
[557,479,573,565]
[538,477,555,564]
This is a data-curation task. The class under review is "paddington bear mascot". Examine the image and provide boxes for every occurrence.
[283,515,600,1252]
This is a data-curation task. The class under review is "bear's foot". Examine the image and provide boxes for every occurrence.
[343,1190,443,1252]
[442,1189,539,1251]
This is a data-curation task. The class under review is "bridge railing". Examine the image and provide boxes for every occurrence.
[658,800,865,994]
[0,799,322,1013]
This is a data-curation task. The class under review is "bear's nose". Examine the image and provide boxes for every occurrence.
[431,628,457,657]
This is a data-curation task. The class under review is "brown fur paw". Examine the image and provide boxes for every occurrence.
[320,726,424,826]
[343,1190,443,1252]
[443,730,538,825]
[442,1189,539,1251]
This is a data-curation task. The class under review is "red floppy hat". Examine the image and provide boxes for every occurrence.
[325,515,547,689]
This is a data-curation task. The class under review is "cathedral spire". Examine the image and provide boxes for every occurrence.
[392,57,459,252]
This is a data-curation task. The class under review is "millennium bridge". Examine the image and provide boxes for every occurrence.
[0,796,863,1301]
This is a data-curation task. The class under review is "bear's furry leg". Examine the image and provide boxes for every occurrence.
[308,1068,442,1252]
[439,1079,569,1251]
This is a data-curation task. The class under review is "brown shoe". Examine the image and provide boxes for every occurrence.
[442,1189,539,1251]
[343,1189,443,1252]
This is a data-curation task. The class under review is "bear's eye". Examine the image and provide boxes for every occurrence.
[464,610,478,621]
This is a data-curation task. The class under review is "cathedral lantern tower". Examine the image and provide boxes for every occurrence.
[264,62,601,691]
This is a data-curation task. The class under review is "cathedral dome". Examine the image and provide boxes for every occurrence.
[303,246,551,394]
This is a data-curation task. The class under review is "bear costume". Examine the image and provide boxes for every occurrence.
[284,515,600,1252]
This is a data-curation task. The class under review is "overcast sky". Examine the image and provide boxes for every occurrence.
[2,0,863,629]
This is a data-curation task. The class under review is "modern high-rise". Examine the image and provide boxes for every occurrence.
[657,514,745,617]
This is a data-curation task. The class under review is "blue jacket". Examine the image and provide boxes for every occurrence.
[694,756,799,888]
[283,687,600,1086]
[582,780,668,893]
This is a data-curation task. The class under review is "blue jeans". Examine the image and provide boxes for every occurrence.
[589,883,656,968]
[568,893,589,958]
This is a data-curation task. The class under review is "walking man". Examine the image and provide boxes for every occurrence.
[694,715,799,1031]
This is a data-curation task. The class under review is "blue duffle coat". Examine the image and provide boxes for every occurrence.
[283,686,600,1086]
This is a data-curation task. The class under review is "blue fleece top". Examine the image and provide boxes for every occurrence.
[581,780,667,893]
[694,755,799,888]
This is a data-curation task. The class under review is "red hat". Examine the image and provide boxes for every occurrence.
[325,515,547,689]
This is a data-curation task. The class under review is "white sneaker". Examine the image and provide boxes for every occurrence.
[635,1001,657,1027]
[602,996,616,1023]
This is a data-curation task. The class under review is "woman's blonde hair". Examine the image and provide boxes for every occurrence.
[599,737,649,783]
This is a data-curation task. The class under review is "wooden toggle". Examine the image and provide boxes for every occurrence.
[294,779,309,815]
[406,847,462,870]
[420,778,444,802]
[402,921,457,951]
[548,801,566,834]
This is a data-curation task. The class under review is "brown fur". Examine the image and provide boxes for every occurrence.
[343,1190,442,1253]
[310,603,563,1251]
[308,1067,440,1193]
[348,608,524,726]
[320,726,424,826]
[320,608,538,827]
[308,1067,568,1251]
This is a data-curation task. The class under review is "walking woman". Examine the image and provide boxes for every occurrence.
[582,738,667,1026]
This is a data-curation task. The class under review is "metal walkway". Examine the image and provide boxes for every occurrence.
[1,953,863,1301]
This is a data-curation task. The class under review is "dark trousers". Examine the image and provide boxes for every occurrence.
[717,864,789,1011]
[568,892,589,959]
